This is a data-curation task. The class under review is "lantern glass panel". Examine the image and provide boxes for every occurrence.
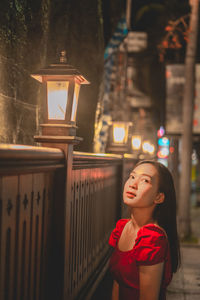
[71,83,80,122]
[47,81,69,120]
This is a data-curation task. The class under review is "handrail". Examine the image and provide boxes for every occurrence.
[0,144,64,159]
[73,151,136,169]
[0,144,65,174]
[73,151,122,169]
[73,151,122,160]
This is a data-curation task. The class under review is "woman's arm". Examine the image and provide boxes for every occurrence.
[139,262,164,300]
[111,280,119,300]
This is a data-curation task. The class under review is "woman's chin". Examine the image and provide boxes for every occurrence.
[124,197,135,206]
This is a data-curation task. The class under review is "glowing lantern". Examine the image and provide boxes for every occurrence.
[142,140,151,153]
[106,121,132,154]
[31,51,89,142]
[113,122,129,144]
[148,144,155,155]
[131,136,142,150]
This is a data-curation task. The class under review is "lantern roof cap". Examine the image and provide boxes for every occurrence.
[31,51,90,84]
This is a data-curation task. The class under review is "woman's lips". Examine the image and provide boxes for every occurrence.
[126,191,136,198]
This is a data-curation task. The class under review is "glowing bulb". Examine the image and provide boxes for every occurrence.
[131,136,142,150]
[142,141,150,153]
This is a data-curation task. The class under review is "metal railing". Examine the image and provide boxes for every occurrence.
[0,144,137,300]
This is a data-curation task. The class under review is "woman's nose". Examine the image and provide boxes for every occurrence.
[129,178,138,188]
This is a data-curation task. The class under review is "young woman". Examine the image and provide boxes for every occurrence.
[109,160,180,300]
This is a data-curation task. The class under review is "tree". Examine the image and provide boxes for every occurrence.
[179,0,199,238]
[157,15,190,62]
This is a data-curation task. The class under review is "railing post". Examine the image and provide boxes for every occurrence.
[34,139,81,300]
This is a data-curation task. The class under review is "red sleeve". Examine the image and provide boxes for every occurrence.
[134,225,168,266]
[108,219,128,248]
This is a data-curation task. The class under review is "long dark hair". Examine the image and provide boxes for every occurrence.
[135,160,181,273]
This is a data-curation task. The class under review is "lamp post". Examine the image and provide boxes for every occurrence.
[32,50,89,149]
[31,51,89,300]
[106,121,132,154]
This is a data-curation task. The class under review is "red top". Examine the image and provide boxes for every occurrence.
[109,219,172,300]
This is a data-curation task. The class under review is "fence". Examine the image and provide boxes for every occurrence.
[0,144,136,300]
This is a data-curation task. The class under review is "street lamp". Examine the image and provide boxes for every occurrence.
[31,51,90,146]
[131,135,142,158]
[131,135,142,151]
[142,140,156,157]
[106,121,132,154]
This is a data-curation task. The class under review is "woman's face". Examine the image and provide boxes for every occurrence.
[123,163,160,209]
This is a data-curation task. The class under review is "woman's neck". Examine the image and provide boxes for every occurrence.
[130,208,156,229]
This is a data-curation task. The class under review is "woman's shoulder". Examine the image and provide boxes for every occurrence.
[136,223,168,247]
[116,218,130,228]
[135,224,169,265]
[108,219,130,247]
[139,223,167,239]
[112,218,130,233]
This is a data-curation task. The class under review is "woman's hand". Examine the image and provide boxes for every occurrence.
[111,280,119,300]
[139,262,164,300]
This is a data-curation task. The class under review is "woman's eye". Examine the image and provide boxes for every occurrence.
[130,175,135,179]
[141,178,149,183]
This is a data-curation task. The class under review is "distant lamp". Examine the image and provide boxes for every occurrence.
[106,121,132,154]
[142,140,150,153]
[113,122,129,144]
[131,136,142,150]
[142,140,155,156]
[148,144,155,155]
[31,51,90,145]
